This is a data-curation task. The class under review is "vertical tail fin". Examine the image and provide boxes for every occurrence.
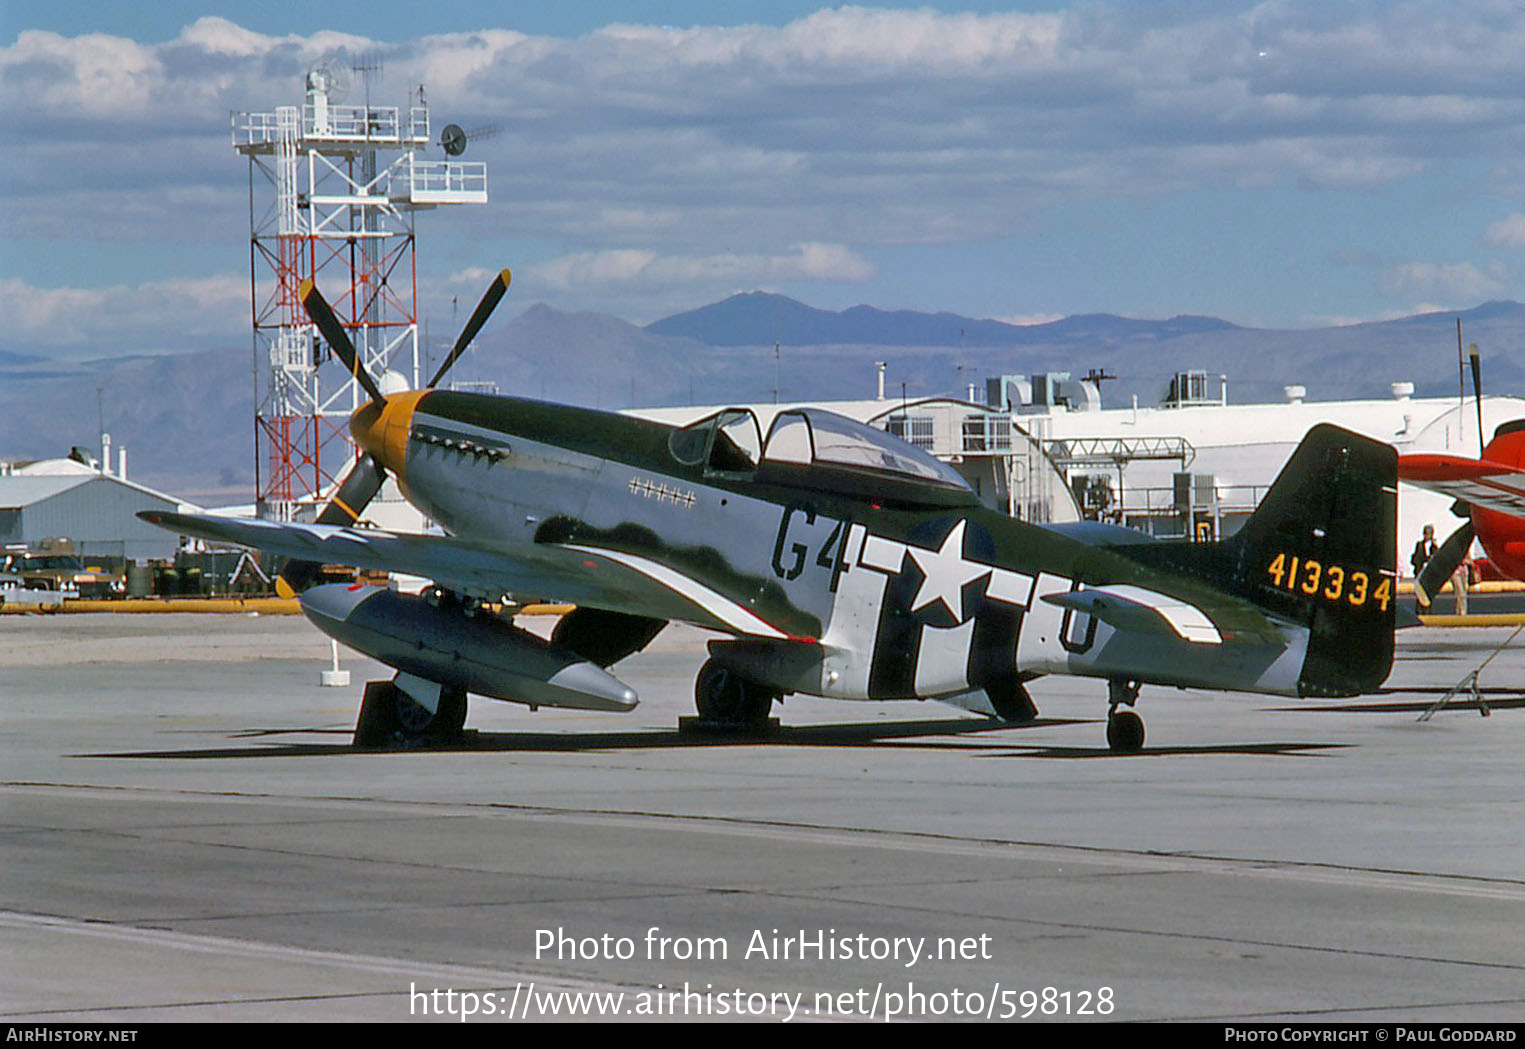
[1229,424,1397,695]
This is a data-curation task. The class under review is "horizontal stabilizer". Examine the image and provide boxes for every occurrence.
[1043,586,1222,645]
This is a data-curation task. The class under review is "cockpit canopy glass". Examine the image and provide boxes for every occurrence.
[668,408,763,474]
[762,409,971,491]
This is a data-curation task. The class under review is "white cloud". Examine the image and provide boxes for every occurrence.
[177,16,278,58]
[1379,260,1512,304]
[527,243,874,292]
[0,274,247,352]
[11,4,1525,241]
[533,249,661,289]
[1,30,164,119]
[1485,214,1525,249]
[991,313,1066,327]
[9,4,1525,330]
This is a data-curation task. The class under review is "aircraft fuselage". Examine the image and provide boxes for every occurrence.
[376,391,1314,705]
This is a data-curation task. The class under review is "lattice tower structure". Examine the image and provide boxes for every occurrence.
[233,70,487,521]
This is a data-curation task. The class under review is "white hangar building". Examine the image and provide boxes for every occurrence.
[1016,373,1520,573]
[634,371,1518,578]
[0,457,192,562]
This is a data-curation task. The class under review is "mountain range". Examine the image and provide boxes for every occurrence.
[4,293,1523,506]
[648,291,1241,347]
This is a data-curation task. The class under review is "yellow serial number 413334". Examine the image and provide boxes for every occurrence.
[1265,553,1391,612]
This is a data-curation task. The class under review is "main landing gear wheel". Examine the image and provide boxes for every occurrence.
[354,680,468,747]
[1105,678,1145,753]
[694,659,775,728]
[986,676,1039,723]
[1106,709,1145,752]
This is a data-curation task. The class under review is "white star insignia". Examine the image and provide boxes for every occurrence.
[905,519,991,623]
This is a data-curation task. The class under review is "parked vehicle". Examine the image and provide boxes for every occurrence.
[4,553,122,599]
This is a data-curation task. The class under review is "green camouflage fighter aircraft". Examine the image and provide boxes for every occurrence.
[141,272,1398,751]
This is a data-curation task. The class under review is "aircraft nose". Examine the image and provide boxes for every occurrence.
[350,390,425,479]
[350,401,385,457]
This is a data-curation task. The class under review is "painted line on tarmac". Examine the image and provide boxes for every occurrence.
[0,908,692,1020]
[8,779,1525,903]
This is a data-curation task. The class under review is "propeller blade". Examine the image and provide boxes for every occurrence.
[276,455,388,594]
[426,268,512,390]
[315,454,387,527]
[1415,521,1475,609]
[1469,342,1484,457]
[300,278,387,406]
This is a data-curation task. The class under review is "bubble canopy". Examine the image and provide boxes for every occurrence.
[762,409,971,490]
[669,406,972,501]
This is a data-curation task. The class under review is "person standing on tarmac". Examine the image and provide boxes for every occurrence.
[1411,524,1438,613]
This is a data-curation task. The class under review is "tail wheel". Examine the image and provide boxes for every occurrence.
[695,659,774,726]
[1105,678,1144,751]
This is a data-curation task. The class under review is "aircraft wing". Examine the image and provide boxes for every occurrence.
[1397,454,1525,518]
[137,510,800,640]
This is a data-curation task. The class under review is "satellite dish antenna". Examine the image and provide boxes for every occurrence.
[437,122,503,157]
[439,123,468,157]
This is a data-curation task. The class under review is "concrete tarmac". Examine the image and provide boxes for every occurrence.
[3,613,1525,1023]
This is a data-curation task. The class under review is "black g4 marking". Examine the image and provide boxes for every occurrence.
[772,504,814,581]
[817,517,852,593]
[773,504,852,592]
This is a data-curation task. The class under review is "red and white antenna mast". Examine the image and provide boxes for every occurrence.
[233,62,487,521]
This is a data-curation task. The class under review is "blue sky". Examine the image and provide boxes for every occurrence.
[4,2,1525,359]
[4,2,1072,42]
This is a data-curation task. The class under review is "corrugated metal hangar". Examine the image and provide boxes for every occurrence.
[0,471,186,561]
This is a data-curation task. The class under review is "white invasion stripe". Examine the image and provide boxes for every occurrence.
[913,618,976,697]
[859,534,906,573]
[818,524,884,699]
[1095,585,1222,644]
[986,567,1035,608]
[565,545,789,639]
[843,522,868,568]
